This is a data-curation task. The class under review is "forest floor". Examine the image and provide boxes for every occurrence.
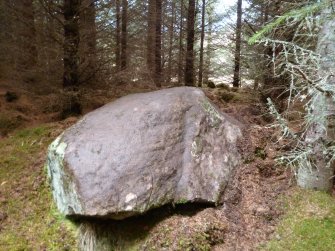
[0,81,334,250]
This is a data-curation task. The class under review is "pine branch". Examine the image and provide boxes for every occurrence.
[248,1,325,45]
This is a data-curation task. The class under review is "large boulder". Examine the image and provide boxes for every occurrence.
[47,87,243,220]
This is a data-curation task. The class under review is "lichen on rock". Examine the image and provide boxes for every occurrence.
[47,135,83,216]
[202,100,223,128]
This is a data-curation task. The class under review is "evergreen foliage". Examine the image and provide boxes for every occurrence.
[249,0,335,190]
[248,1,324,45]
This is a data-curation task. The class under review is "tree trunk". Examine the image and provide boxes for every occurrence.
[0,0,14,74]
[115,0,121,71]
[63,0,80,89]
[63,0,81,116]
[167,1,175,83]
[204,13,212,84]
[198,0,205,87]
[297,5,335,191]
[184,0,196,86]
[121,0,128,71]
[178,0,184,84]
[15,0,38,71]
[147,0,156,78]
[232,0,242,88]
[79,0,96,84]
[154,0,162,87]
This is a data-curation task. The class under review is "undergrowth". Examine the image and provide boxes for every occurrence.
[263,188,335,251]
[0,125,76,250]
[1,111,334,251]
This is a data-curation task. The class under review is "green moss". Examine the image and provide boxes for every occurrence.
[174,198,189,205]
[262,188,335,251]
[216,83,231,91]
[0,125,76,250]
[220,91,235,103]
[175,231,212,251]
[254,147,267,160]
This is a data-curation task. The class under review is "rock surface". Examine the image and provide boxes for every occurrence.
[47,87,243,219]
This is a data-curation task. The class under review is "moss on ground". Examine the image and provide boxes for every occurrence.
[262,188,335,251]
[0,125,76,250]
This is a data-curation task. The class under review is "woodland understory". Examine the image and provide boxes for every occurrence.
[0,0,335,250]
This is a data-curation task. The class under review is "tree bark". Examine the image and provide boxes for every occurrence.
[63,0,81,116]
[15,0,38,71]
[204,13,212,84]
[167,1,175,83]
[79,0,96,84]
[0,0,14,73]
[154,0,162,87]
[63,0,80,89]
[115,0,121,71]
[232,0,242,88]
[184,0,196,86]
[297,5,335,191]
[198,0,205,87]
[147,0,156,77]
[178,0,184,84]
[121,0,128,71]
